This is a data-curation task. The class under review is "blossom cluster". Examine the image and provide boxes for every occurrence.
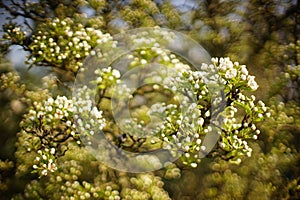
[131,56,269,166]
[94,67,121,89]
[32,148,57,177]
[143,68,210,167]
[212,57,259,91]
[73,86,107,140]
[20,94,106,176]
[84,44,270,167]
[129,28,176,50]
[27,18,115,72]
[212,58,270,163]
[23,95,74,131]
[2,24,27,44]
[126,33,190,74]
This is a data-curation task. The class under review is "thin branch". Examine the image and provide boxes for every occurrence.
[0,0,47,21]
[24,19,34,31]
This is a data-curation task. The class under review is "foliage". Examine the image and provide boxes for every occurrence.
[0,0,299,199]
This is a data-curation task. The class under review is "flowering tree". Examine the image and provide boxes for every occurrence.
[0,0,299,199]
[1,21,269,200]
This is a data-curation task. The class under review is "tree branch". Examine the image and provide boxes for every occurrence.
[0,0,47,21]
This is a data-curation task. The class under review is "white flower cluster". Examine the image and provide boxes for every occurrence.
[149,101,204,167]
[33,148,57,177]
[118,118,148,138]
[141,57,269,166]
[22,94,106,176]
[28,18,115,72]
[94,67,121,89]
[73,86,107,139]
[3,25,27,44]
[129,28,175,49]
[212,57,259,91]
[127,47,190,75]
[6,26,26,35]
[106,52,267,166]
[218,87,270,162]
[27,96,73,126]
